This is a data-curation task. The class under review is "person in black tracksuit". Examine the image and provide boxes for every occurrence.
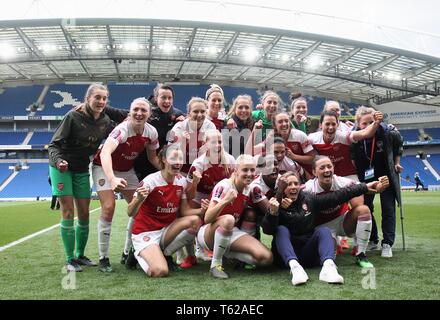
[262,171,386,285]
[351,106,403,257]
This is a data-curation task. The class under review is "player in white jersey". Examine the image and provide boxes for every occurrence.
[168,97,216,175]
[126,146,204,277]
[304,156,389,268]
[183,130,235,267]
[199,155,273,279]
[272,136,310,182]
[92,98,160,272]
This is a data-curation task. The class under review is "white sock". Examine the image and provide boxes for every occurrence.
[210,227,232,268]
[163,229,196,256]
[98,218,112,260]
[355,220,372,255]
[224,251,256,265]
[288,259,300,269]
[123,217,135,255]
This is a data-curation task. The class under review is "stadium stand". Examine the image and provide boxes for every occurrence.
[28,132,54,145]
[0,85,44,116]
[400,155,438,186]
[38,84,87,116]
[0,163,51,198]
[399,129,420,142]
[425,127,440,140]
[0,163,13,184]
[0,132,26,145]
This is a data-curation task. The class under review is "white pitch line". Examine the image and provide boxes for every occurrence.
[0,207,101,252]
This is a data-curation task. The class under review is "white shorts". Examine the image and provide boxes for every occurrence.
[317,213,350,238]
[197,224,247,251]
[131,226,170,258]
[92,164,139,192]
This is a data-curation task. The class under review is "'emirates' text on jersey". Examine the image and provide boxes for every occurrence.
[132,171,187,234]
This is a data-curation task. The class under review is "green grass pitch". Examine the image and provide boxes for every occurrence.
[0,192,439,300]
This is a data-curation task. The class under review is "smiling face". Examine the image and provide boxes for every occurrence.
[163,148,184,175]
[236,159,256,186]
[189,101,207,128]
[292,100,308,118]
[205,130,223,155]
[321,114,338,139]
[263,94,279,118]
[283,174,300,201]
[130,100,150,126]
[274,113,291,136]
[156,88,173,112]
[313,157,334,189]
[234,97,252,121]
[207,91,223,118]
[87,89,108,117]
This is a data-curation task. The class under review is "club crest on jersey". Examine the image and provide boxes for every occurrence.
[302,203,309,212]
[109,129,122,142]
[214,186,224,198]
[57,183,64,191]
[99,179,106,186]
[143,236,150,242]
[252,186,263,200]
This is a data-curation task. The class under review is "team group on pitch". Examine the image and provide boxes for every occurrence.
[48,82,403,285]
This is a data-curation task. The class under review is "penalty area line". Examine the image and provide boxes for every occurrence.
[0,207,101,252]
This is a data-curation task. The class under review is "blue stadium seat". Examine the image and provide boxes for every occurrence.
[425,128,440,140]
[399,129,420,142]
[0,86,44,116]
[28,132,55,145]
[400,155,438,186]
[0,132,26,145]
[0,163,51,198]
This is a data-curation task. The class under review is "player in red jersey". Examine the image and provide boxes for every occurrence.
[308,110,383,180]
[198,154,273,279]
[205,84,226,131]
[126,146,204,277]
[304,156,389,269]
[92,98,161,272]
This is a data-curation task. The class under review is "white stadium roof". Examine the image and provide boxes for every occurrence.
[1,0,440,105]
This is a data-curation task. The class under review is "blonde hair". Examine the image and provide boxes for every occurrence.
[355,106,376,124]
[204,129,231,175]
[130,97,151,112]
[205,84,224,100]
[187,97,208,113]
[261,90,282,106]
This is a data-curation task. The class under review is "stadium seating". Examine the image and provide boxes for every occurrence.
[0,163,51,198]
[0,85,44,116]
[425,127,440,140]
[38,84,88,116]
[0,132,26,145]
[399,129,420,142]
[0,163,13,184]
[28,132,54,145]
[427,154,440,175]
[400,155,438,186]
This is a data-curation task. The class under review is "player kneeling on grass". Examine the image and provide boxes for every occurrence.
[199,154,273,279]
[262,172,388,286]
[126,146,204,277]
